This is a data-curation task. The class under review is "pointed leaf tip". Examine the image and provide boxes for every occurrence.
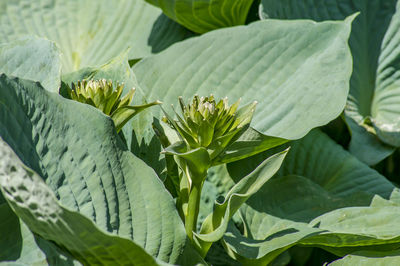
[346,12,360,24]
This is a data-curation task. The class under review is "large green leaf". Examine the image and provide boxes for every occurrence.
[146,0,255,33]
[0,0,191,72]
[260,0,400,164]
[218,130,400,264]
[329,250,400,265]
[0,202,81,265]
[0,74,202,265]
[0,139,162,265]
[133,18,353,140]
[61,51,136,90]
[0,36,61,92]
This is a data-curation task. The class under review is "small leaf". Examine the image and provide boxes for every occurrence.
[164,143,211,182]
[112,101,162,132]
[194,149,289,256]
[212,127,288,165]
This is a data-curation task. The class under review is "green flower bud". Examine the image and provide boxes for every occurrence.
[163,95,257,159]
[67,79,134,115]
[67,79,160,132]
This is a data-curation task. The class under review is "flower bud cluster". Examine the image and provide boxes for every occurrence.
[68,79,135,116]
[164,95,257,159]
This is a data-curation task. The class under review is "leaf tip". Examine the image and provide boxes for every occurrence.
[345,12,360,25]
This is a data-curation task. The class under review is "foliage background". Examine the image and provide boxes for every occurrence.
[1,0,400,265]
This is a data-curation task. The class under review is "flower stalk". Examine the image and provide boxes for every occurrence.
[160,95,257,254]
[185,177,203,240]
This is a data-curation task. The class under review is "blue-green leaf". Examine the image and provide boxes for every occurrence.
[0,202,81,266]
[219,130,399,264]
[133,17,353,140]
[0,74,202,265]
[0,36,61,92]
[260,0,400,164]
[0,0,191,72]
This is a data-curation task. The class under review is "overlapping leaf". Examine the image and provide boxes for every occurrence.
[61,51,167,177]
[133,17,353,140]
[146,0,255,33]
[260,0,400,165]
[0,74,202,264]
[195,150,288,256]
[329,250,400,265]
[218,130,400,264]
[0,202,81,266]
[0,36,61,92]
[0,0,191,72]
[0,139,161,265]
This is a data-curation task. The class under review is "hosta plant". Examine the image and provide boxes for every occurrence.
[1,0,400,265]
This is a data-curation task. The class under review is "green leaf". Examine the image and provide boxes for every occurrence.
[164,142,211,181]
[0,0,191,72]
[62,50,140,96]
[213,127,288,165]
[194,149,288,256]
[260,0,400,164]
[146,0,255,33]
[0,202,81,266]
[346,116,395,165]
[221,130,399,264]
[129,116,171,184]
[329,250,400,266]
[204,241,241,266]
[133,17,353,140]
[0,74,202,265]
[111,101,161,132]
[197,164,240,231]
[153,118,181,147]
[0,36,61,92]
[0,139,162,266]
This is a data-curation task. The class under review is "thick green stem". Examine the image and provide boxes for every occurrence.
[185,179,203,241]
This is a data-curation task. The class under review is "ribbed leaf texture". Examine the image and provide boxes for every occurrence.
[133,18,353,140]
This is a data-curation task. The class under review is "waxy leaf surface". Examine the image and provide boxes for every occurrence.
[0,0,191,72]
[0,74,202,265]
[0,202,81,265]
[0,36,61,92]
[0,138,161,265]
[218,130,400,264]
[133,18,353,140]
[330,250,400,265]
[260,0,400,164]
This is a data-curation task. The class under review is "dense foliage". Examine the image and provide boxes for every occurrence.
[1,0,400,265]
